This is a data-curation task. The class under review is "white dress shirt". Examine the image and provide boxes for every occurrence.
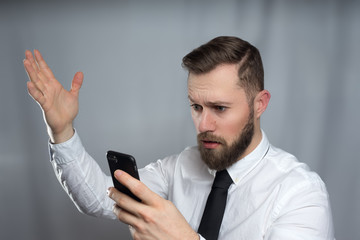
[49,130,334,239]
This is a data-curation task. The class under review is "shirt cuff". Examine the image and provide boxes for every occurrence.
[48,129,84,165]
[198,234,205,240]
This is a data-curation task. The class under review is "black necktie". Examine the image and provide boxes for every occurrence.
[198,170,233,240]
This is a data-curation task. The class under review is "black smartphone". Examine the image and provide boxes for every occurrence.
[106,150,141,202]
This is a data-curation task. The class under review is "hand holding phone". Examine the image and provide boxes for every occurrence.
[107,150,141,202]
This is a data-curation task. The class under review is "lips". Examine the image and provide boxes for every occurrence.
[201,140,222,149]
[197,132,224,149]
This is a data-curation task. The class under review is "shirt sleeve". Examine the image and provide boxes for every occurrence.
[48,130,116,219]
[264,174,335,240]
[138,153,179,200]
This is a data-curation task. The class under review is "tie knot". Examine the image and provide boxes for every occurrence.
[212,170,233,189]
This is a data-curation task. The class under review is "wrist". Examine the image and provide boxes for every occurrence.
[48,124,74,144]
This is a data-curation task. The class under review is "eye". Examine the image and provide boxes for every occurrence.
[214,106,227,112]
[190,104,203,112]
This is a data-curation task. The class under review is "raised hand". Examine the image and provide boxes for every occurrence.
[23,50,84,143]
[108,170,200,240]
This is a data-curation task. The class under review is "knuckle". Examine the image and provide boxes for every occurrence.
[133,221,146,234]
[138,208,154,224]
[114,196,124,206]
[114,194,127,206]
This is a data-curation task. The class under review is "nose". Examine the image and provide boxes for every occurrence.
[198,110,216,133]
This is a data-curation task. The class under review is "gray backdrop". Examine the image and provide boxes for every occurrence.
[1,0,359,239]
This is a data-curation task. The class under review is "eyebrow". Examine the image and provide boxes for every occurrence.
[188,95,231,106]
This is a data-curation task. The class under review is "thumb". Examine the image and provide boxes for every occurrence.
[70,71,84,96]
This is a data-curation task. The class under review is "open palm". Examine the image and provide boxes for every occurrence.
[24,50,83,143]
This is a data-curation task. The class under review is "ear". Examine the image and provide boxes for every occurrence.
[254,90,271,119]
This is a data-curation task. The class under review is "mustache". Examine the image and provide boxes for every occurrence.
[197,132,225,144]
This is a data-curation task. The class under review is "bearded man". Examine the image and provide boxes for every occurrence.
[24,36,334,239]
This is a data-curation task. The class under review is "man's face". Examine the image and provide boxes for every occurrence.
[188,64,255,170]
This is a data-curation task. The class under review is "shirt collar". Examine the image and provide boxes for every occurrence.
[224,129,270,185]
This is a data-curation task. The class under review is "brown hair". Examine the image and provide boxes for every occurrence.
[182,36,264,104]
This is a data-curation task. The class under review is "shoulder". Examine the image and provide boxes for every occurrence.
[262,146,334,238]
[262,145,330,215]
[266,145,325,189]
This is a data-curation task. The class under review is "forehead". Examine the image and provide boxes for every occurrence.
[187,64,245,101]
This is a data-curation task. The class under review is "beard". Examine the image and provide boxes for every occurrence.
[197,110,254,171]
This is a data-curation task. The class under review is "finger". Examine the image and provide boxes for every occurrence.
[70,72,83,96]
[114,170,162,206]
[112,203,139,227]
[25,50,39,73]
[23,58,39,83]
[24,59,47,94]
[34,71,48,95]
[33,49,55,79]
[108,186,145,217]
[23,59,32,81]
[27,81,46,106]
[33,49,49,69]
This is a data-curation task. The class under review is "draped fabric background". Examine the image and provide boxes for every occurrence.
[1,0,359,239]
